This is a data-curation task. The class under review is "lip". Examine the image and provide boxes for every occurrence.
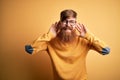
[65,29,71,32]
[62,27,73,30]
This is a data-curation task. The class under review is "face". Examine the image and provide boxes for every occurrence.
[61,17,76,30]
[57,17,77,43]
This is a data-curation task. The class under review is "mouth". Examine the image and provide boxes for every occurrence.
[65,29,71,33]
[62,27,73,31]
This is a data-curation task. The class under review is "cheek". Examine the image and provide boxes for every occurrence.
[58,24,66,30]
[61,23,66,27]
[72,25,76,30]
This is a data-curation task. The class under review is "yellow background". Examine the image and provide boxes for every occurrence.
[0,0,120,80]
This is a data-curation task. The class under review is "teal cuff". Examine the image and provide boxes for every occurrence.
[25,45,33,54]
[101,47,110,55]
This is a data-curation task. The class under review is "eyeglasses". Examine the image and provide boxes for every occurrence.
[62,20,76,26]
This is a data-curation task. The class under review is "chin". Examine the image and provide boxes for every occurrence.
[57,29,77,43]
[65,29,72,33]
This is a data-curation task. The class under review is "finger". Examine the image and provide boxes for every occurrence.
[76,23,82,31]
[76,23,81,30]
[79,23,84,29]
[55,22,58,27]
[75,24,82,32]
[75,26,80,32]
[51,22,58,31]
[75,24,80,31]
[56,21,61,32]
[82,24,87,33]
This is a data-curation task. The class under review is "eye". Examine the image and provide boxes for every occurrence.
[62,21,67,24]
[69,20,76,23]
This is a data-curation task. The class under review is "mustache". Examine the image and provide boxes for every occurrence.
[56,26,75,34]
[61,26,73,30]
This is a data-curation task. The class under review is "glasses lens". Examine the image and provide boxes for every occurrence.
[62,20,76,25]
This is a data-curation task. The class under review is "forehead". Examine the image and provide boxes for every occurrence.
[65,17,76,21]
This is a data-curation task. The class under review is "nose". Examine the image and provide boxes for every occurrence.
[66,21,71,27]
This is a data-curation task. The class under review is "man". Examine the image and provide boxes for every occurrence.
[25,9,110,80]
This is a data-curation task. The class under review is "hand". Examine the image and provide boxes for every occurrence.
[49,22,58,37]
[75,23,87,37]
[25,45,33,54]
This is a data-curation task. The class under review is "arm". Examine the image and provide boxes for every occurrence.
[75,23,110,55]
[25,23,58,54]
[83,32,110,55]
[25,33,50,54]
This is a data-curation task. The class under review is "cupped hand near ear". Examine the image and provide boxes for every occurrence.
[75,23,87,37]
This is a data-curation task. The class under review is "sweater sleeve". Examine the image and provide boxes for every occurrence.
[82,32,110,55]
[25,24,57,54]
[25,33,51,54]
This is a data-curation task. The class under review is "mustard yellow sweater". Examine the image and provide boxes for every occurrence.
[25,30,110,80]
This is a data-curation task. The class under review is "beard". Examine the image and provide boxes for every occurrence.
[57,26,77,43]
